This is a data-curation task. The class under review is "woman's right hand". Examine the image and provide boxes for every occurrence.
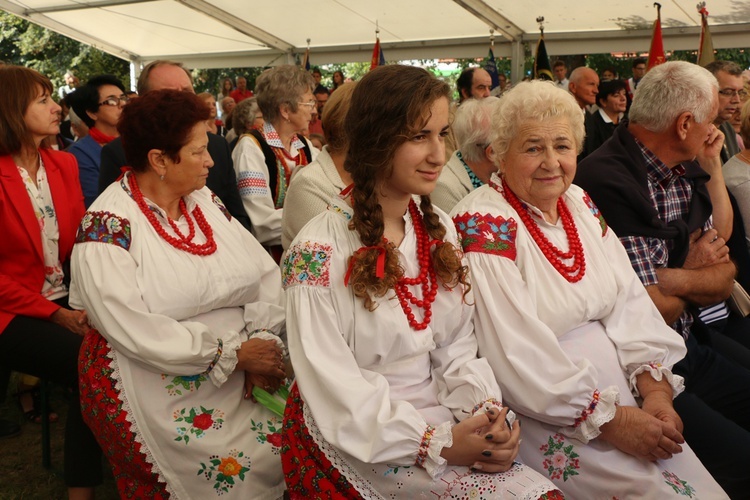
[236,338,286,379]
[598,405,684,461]
[50,307,90,336]
[440,408,520,472]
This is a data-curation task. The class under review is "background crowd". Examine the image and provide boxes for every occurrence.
[2,51,750,499]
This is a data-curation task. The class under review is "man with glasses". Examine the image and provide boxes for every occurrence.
[705,61,746,163]
[67,74,127,207]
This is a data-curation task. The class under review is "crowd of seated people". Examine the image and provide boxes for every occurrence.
[4,54,750,499]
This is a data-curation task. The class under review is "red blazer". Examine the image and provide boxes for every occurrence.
[0,148,85,333]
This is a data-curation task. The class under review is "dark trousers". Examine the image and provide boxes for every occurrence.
[0,298,102,487]
[673,333,750,498]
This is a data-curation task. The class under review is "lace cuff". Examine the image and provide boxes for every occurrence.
[247,328,288,357]
[561,386,619,443]
[470,398,503,417]
[628,362,685,399]
[416,421,453,479]
[206,331,243,387]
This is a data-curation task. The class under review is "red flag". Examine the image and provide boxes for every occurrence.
[647,3,666,70]
[697,3,715,66]
[370,37,384,70]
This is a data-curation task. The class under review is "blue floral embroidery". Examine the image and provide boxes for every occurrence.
[76,211,131,250]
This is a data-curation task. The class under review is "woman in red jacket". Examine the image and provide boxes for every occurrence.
[0,65,101,500]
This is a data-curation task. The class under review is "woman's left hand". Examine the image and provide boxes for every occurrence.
[473,407,521,471]
[243,372,284,401]
[641,390,685,460]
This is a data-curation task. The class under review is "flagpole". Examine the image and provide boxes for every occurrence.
[697,2,715,66]
[647,3,666,70]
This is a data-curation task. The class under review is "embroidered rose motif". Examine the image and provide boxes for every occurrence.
[540,433,580,482]
[453,212,517,260]
[198,449,251,495]
[218,457,241,476]
[266,433,282,447]
[173,406,224,445]
[193,413,214,430]
[662,470,696,497]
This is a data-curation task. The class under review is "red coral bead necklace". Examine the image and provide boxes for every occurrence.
[392,200,439,331]
[497,178,585,283]
[128,173,217,256]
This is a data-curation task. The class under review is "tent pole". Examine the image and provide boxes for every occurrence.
[510,40,523,84]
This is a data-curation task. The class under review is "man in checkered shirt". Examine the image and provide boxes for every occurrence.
[576,61,750,497]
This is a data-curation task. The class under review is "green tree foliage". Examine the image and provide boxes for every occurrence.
[0,11,130,93]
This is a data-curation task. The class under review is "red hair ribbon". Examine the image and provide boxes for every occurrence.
[344,245,386,286]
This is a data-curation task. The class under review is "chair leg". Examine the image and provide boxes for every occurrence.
[40,378,51,469]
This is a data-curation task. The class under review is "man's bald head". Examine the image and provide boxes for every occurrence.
[568,67,599,108]
[137,60,194,95]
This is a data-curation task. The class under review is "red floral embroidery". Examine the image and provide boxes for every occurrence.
[211,192,232,222]
[573,390,600,428]
[582,192,608,237]
[281,384,362,498]
[453,212,517,260]
[76,211,131,250]
[193,413,213,430]
[79,331,169,498]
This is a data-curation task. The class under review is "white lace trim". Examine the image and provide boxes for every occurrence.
[107,346,180,498]
[523,482,560,500]
[247,329,288,357]
[423,421,452,479]
[562,385,619,444]
[301,398,386,499]
[207,332,242,388]
[628,363,686,399]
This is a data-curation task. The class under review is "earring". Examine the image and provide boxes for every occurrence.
[160,175,165,181]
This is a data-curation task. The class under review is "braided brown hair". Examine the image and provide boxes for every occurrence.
[344,65,469,311]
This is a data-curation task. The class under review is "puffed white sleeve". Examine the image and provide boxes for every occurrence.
[283,230,452,478]
[428,213,504,420]
[453,210,618,444]
[591,206,686,398]
[69,213,242,387]
[232,135,282,246]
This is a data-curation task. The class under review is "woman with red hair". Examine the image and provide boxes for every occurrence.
[71,89,287,499]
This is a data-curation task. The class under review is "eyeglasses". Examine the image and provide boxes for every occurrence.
[297,100,316,109]
[718,88,748,99]
[99,95,129,107]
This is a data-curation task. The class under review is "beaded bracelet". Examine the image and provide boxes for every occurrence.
[203,339,224,375]
[471,398,502,416]
[415,425,436,468]
[573,389,600,428]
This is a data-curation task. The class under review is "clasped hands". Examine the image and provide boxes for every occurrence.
[237,337,287,401]
[50,307,90,336]
[600,393,684,462]
[440,406,520,473]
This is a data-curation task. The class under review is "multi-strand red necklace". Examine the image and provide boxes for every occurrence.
[393,200,440,331]
[128,173,217,256]
[497,178,585,283]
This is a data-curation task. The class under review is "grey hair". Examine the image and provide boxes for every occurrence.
[489,80,584,161]
[254,64,315,124]
[629,61,718,133]
[453,96,499,163]
[568,66,596,86]
[232,97,261,136]
[704,60,743,77]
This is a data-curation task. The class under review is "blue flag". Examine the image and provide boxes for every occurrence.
[484,47,500,89]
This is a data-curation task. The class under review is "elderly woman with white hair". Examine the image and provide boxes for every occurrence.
[432,96,499,213]
[232,65,318,261]
[451,80,726,497]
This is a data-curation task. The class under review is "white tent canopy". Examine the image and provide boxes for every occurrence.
[2,0,749,79]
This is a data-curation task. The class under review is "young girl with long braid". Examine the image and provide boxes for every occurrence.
[280,65,560,499]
